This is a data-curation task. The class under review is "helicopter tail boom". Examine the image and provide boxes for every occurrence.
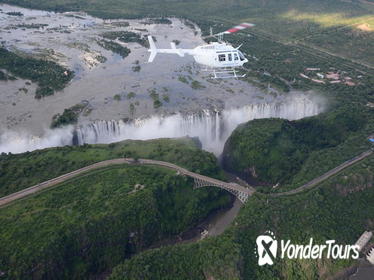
[147,36,194,62]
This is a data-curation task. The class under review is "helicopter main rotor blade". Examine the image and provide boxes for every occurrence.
[203,22,255,39]
[221,22,255,35]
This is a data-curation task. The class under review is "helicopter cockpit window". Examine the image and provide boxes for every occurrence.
[238,50,245,61]
[228,53,232,61]
[234,53,239,61]
[218,54,226,62]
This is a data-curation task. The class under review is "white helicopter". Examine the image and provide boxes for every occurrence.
[147,23,255,78]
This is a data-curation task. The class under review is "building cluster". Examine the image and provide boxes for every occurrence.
[299,67,358,86]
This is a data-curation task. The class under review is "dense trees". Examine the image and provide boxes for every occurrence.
[0,138,231,279]
[0,137,222,196]
[0,166,230,279]
[97,40,131,58]
[110,234,240,280]
[222,104,372,187]
[50,103,86,128]
[101,31,148,47]
[109,155,374,280]
[0,1,373,279]
[0,48,73,98]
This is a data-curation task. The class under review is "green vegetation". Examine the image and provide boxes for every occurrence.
[35,86,54,98]
[153,100,162,109]
[162,93,170,103]
[0,137,222,197]
[50,103,86,128]
[110,21,130,27]
[178,75,188,84]
[223,104,373,190]
[149,89,162,108]
[15,23,48,29]
[97,39,131,58]
[0,164,230,279]
[0,48,73,98]
[0,70,7,80]
[1,1,374,278]
[190,80,205,90]
[127,91,136,99]
[19,87,28,93]
[4,0,372,97]
[229,31,374,95]
[109,154,374,279]
[132,60,141,72]
[3,0,373,65]
[110,235,240,280]
[96,54,107,63]
[6,11,23,16]
[113,94,121,101]
[0,138,230,279]
[129,103,135,115]
[101,31,148,47]
[0,70,15,81]
[132,65,141,72]
[142,18,172,25]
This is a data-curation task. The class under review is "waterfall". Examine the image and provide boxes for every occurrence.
[0,126,74,154]
[0,95,325,155]
[74,96,325,154]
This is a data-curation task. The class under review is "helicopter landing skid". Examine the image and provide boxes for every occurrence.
[204,67,246,79]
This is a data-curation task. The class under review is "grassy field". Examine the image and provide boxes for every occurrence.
[109,154,374,280]
[0,137,222,197]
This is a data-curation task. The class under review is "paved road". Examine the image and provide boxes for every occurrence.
[271,150,373,197]
[0,158,255,208]
[0,149,371,207]
[0,158,129,208]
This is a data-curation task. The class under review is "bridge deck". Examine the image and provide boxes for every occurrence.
[0,158,254,208]
[1,148,371,207]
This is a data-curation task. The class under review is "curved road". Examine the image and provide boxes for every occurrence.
[0,149,372,207]
[271,149,373,197]
[0,158,255,208]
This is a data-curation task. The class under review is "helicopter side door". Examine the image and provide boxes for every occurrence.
[216,52,239,67]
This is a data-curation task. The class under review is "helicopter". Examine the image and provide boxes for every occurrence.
[147,23,255,79]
